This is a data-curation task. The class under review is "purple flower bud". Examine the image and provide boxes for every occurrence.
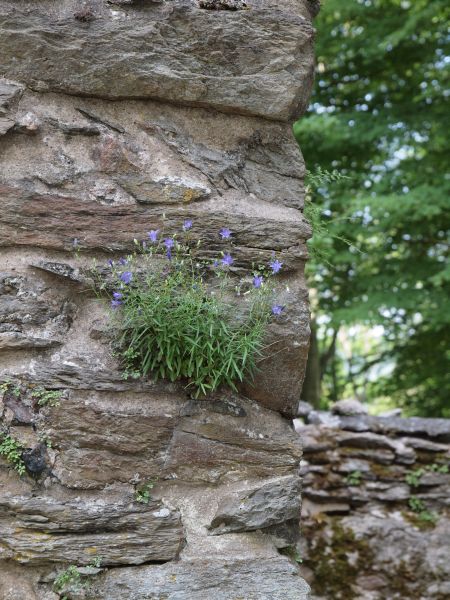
[108,259,114,268]
[111,299,122,308]
[253,275,263,288]
[72,238,79,248]
[166,249,172,260]
[269,259,283,274]
[271,304,284,316]
[113,292,123,300]
[221,253,233,267]
[164,238,175,249]
[147,230,159,243]
[120,271,133,284]
[183,219,193,231]
[212,259,219,268]
[118,257,127,265]
[219,228,232,240]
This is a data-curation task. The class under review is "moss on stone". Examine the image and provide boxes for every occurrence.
[303,520,375,599]
[402,510,437,531]
[388,559,427,598]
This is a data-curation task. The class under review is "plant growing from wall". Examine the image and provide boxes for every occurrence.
[134,480,155,504]
[407,496,438,525]
[99,221,285,397]
[32,387,62,407]
[0,432,26,476]
[346,470,362,487]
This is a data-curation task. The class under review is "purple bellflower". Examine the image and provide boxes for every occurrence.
[269,259,283,274]
[120,271,133,284]
[221,253,234,267]
[148,230,159,243]
[220,228,232,239]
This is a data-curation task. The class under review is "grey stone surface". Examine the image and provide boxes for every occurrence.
[0,0,315,121]
[209,475,301,533]
[297,415,450,599]
[0,0,313,596]
[0,272,76,352]
[0,88,311,416]
[78,558,311,600]
[331,399,368,416]
[0,492,184,565]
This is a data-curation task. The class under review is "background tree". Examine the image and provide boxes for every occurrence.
[295,0,450,416]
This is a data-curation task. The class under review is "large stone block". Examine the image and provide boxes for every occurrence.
[0,492,184,565]
[0,0,315,121]
[76,558,311,600]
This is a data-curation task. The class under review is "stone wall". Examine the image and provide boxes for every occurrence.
[0,1,316,598]
[296,406,450,599]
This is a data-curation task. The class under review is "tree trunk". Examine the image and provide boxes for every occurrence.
[301,320,321,408]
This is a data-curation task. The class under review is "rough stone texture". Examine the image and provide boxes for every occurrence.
[0,491,184,566]
[209,475,301,534]
[0,0,315,597]
[80,558,312,600]
[295,409,450,599]
[0,0,315,121]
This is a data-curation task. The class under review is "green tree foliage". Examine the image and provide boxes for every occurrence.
[295,0,450,416]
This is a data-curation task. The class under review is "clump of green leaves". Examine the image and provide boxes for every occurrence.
[53,558,102,598]
[405,468,425,488]
[303,167,352,264]
[346,470,363,486]
[102,224,283,397]
[408,496,438,525]
[134,480,155,504]
[405,463,449,487]
[32,387,62,407]
[0,380,21,397]
[428,463,449,475]
[0,433,26,476]
[54,565,82,595]
[295,0,450,417]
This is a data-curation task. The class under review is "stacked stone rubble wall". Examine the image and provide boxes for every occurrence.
[296,410,450,600]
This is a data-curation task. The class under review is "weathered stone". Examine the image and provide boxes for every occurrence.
[41,390,180,488]
[164,396,303,483]
[209,475,301,533]
[0,0,315,121]
[338,414,450,442]
[299,416,450,599]
[331,399,368,416]
[31,262,86,284]
[0,87,311,415]
[75,558,311,600]
[16,389,303,488]
[298,400,314,418]
[0,272,76,352]
[307,410,341,427]
[0,78,23,135]
[0,491,184,565]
